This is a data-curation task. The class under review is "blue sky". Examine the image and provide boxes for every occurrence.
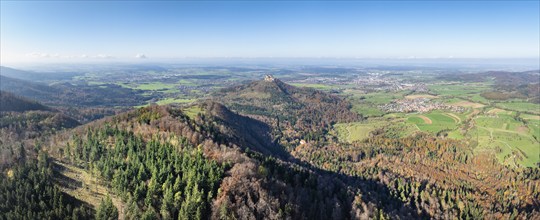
[1,1,539,63]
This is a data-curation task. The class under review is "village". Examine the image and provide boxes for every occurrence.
[288,70,429,93]
[380,98,466,113]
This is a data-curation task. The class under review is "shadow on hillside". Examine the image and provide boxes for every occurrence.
[207,101,425,218]
[51,162,94,210]
[52,162,83,190]
[292,157,429,219]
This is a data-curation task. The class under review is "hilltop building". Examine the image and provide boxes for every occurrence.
[264,75,276,82]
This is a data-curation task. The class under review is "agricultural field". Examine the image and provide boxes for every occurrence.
[428,83,491,97]
[155,98,196,105]
[443,98,485,108]
[344,90,408,117]
[526,119,540,141]
[521,113,540,120]
[406,111,463,134]
[118,82,178,91]
[472,113,540,168]
[290,83,336,90]
[404,94,438,99]
[355,91,408,104]
[494,102,540,114]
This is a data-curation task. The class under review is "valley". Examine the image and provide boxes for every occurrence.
[2,1,539,219]
[1,64,539,219]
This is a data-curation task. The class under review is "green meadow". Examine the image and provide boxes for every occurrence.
[290,83,336,90]
[495,102,540,114]
[473,113,539,168]
[333,120,385,143]
[406,111,461,134]
[155,98,196,105]
[183,105,204,119]
[428,83,491,97]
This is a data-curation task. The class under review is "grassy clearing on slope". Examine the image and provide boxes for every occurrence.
[155,98,196,105]
[351,104,385,117]
[53,161,124,219]
[334,120,385,143]
[334,116,420,142]
[359,91,407,104]
[183,105,203,119]
[472,114,539,168]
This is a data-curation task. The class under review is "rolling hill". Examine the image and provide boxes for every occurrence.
[1,76,539,219]
[44,102,373,219]
[0,90,51,112]
[1,73,148,107]
[213,75,359,147]
[0,66,80,82]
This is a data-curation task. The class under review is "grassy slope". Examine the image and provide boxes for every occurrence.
[334,121,384,142]
[54,161,124,219]
[472,114,539,167]
[155,98,196,105]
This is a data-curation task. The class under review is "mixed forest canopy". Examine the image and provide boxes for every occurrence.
[0,66,539,219]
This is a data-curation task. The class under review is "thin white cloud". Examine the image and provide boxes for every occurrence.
[26,52,52,58]
[94,54,114,59]
[135,53,147,59]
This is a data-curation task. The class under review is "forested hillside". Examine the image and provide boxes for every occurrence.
[213,77,359,148]
[1,77,539,219]
[44,104,376,219]
[0,93,80,167]
[0,150,94,219]
[0,91,51,112]
[213,78,540,219]
[0,75,148,107]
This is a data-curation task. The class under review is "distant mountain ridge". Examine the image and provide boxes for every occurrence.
[0,66,79,82]
[0,90,51,112]
[1,71,148,108]
[438,70,540,85]
[0,75,60,102]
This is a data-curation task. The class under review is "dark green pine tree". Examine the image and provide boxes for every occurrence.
[96,196,118,220]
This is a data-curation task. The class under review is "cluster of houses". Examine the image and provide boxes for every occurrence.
[380,98,465,113]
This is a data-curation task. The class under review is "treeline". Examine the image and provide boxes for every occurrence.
[0,111,80,138]
[0,151,93,219]
[62,125,225,219]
